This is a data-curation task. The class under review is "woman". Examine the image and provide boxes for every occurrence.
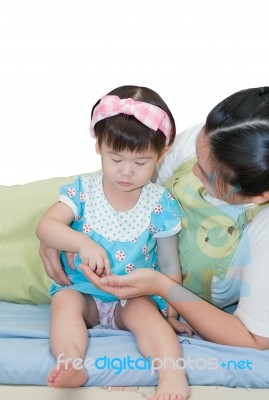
[40,86,269,351]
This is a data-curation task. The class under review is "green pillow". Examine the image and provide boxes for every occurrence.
[0,175,77,304]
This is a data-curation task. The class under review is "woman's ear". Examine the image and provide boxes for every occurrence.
[251,191,269,205]
[157,146,170,163]
[95,142,101,155]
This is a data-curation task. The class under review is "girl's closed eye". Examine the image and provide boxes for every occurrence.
[135,156,154,166]
[135,161,147,166]
[111,157,122,163]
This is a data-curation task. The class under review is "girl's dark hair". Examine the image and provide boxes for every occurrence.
[204,87,269,198]
[91,85,176,155]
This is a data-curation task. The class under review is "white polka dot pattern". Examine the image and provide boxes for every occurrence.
[81,173,165,241]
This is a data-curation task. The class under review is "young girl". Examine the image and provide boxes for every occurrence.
[36,85,191,400]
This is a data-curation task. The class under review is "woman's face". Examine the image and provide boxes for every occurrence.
[192,128,218,194]
[193,128,244,203]
[193,128,269,205]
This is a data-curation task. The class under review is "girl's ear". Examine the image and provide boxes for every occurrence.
[95,142,101,155]
[157,146,170,163]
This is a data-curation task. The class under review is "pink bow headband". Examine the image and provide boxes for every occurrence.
[90,95,173,145]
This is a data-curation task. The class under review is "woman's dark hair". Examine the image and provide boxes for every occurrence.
[204,87,269,198]
[91,85,176,155]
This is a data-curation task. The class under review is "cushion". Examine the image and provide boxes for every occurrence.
[1,302,269,387]
[0,175,77,304]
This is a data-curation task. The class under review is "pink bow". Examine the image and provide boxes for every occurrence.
[90,95,172,144]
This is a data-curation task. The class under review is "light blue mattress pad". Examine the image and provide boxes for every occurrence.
[0,302,269,387]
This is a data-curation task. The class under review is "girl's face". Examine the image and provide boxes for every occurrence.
[96,142,164,194]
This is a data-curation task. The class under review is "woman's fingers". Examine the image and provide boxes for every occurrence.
[99,274,128,286]
[99,269,157,291]
[80,266,150,299]
[39,248,54,279]
[80,266,166,301]
[66,251,76,270]
[80,264,107,286]
[80,265,127,297]
[39,243,71,286]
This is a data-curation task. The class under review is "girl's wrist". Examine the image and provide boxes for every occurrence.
[77,234,92,252]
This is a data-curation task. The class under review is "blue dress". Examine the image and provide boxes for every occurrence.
[50,172,182,315]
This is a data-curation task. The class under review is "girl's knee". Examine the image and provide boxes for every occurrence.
[129,296,155,305]
[116,296,162,331]
[51,289,85,309]
[124,296,157,312]
[51,290,95,324]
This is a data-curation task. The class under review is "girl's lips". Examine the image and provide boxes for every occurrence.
[118,181,132,186]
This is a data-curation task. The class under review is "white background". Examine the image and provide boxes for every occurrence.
[1,0,268,185]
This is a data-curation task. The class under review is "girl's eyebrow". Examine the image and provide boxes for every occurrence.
[136,155,154,159]
[107,151,123,157]
[107,151,153,160]
[108,151,121,155]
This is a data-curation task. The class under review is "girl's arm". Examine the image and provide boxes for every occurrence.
[156,234,193,336]
[36,202,110,276]
[36,202,88,252]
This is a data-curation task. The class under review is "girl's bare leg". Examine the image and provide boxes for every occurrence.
[114,297,189,400]
[48,289,99,387]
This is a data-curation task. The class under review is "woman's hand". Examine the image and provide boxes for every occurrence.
[80,266,166,299]
[39,242,75,286]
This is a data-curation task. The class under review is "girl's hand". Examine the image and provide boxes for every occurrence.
[167,317,194,337]
[80,267,166,298]
[78,238,110,276]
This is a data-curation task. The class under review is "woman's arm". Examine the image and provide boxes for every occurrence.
[80,266,269,350]
[163,279,269,350]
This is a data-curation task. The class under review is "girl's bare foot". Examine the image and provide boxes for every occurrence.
[47,362,88,387]
[151,372,190,400]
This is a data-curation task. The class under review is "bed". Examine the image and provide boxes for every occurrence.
[1,125,269,399]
